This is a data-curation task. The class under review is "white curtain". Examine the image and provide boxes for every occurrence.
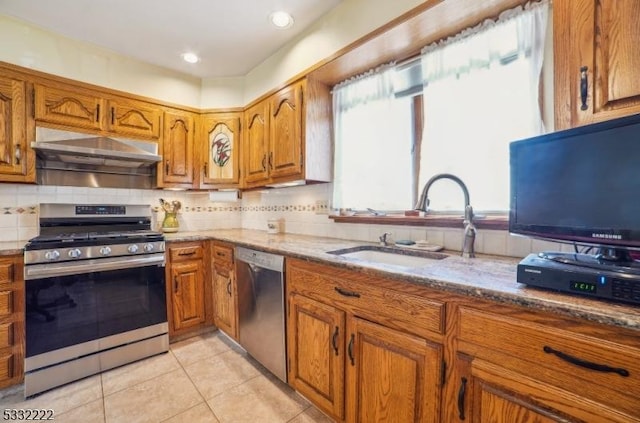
[332,63,413,210]
[420,0,549,211]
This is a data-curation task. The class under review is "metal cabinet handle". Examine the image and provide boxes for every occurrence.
[226,280,232,296]
[348,334,355,366]
[174,276,179,293]
[580,66,589,111]
[96,104,101,121]
[332,326,339,356]
[204,161,208,176]
[165,160,170,175]
[178,251,196,256]
[261,154,267,171]
[457,377,467,420]
[268,151,273,170]
[111,107,115,124]
[334,287,360,298]
[14,144,21,165]
[543,346,629,377]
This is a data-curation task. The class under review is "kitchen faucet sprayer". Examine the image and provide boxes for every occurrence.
[414,173,476,258]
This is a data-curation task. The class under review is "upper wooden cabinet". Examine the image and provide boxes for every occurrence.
[554,0,640,129]
[199,112,241,188]
[159,110,195,187]
[34,84,104,131]
[108,98,162,140]
[243,100,270,186]
[243,77,332,189]
[0,76,34,183]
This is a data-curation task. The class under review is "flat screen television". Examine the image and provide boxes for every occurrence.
[509,112,640,263]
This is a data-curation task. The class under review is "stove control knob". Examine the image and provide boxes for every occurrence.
[44,250,60,261]
[68,248,82,259]
[143,243,154,253]
[99,246,112,256]
[127,244,139,254]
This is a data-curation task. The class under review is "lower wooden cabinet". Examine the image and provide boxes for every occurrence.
[212,241,238,340]
[0,254,24,389]
[165,241,212,338]
[287,258,444,423]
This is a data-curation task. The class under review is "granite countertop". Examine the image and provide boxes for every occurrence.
[0,240,29,256]
[166,229,640,331]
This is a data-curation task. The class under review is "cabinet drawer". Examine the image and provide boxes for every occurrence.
[0,261,15,285]
[0,291,13,317]
[458,306,640,415]
[169,244,203,262]
[0,353,14,380]
[213,244,233,269]
[0,323,13,349]
[288,260,444,338]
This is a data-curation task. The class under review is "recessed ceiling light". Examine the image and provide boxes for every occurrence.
[181,52,200,64]
[270,11,294,29]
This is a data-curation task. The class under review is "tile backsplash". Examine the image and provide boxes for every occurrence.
[0,182,569,258]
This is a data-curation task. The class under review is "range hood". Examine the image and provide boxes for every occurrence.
[33,128,162,189]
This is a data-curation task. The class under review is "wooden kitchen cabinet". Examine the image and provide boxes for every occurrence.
[34,83,104,131]
[166,242,212,338]
[287,258,444,422]
[554,0,640,129]
[108,98,162,140]
[242,77,332,188]
[159,110,195,188]
[0,76,34,183]
[199,112,242,188]
[447,302,640,423]
[0,254,24,389]
[212,241,238,340]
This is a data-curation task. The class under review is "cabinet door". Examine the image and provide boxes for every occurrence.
[345,316,442,423]
[0,77,31,181]
[288,293,345,421]
[170,260,206,332]
[34,84,104,131]
[161,111,194,186]
[243,100,270,186]
[212,270,237,340]
[201,112,241,187]
[269,81,303,180]
[554,0,640,129]
[108,99,162,140]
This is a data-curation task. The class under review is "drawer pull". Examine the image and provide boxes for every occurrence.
[178,251,197,256]
[543,346,629,377]
[216,252,225,257]
[348,334,355,366]
[334,287,360,298]
[580,66,589,111]
[332,326,339,356]
[174,276,179,293]
[457,377,467,420]
[226,281,232,296]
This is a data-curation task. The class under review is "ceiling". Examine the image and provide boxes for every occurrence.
[0,0,344,78]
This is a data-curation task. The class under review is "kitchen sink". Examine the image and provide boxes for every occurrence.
[327,245,447,268]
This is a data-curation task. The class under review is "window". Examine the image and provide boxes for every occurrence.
[332,1,550,213]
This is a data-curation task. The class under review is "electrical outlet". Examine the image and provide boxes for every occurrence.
[315,200,329,215]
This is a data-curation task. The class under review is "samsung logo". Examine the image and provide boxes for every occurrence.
[592,233,622,240]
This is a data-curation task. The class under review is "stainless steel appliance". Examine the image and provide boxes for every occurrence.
[23,203,168,397]
[235,247,287,382]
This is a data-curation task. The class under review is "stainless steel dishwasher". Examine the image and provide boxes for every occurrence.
[235,246,287,382]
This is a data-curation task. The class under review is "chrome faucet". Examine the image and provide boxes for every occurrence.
[414,173,476,258]
[379,232,393,246]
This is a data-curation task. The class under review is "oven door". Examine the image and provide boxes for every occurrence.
[24,253,167,358]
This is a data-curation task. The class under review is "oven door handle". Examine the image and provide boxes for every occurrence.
[24,254,166,280]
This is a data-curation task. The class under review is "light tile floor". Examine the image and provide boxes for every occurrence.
[0,331,335,423]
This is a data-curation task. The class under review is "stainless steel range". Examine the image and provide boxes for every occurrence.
[23,203,168,397]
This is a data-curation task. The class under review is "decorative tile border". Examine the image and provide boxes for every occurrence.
[2,206,38,215]
[152,203,323,213]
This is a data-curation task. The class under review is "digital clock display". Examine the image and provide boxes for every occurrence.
[569,281,597,293]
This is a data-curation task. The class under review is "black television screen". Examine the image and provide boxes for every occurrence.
[509,113,640,250]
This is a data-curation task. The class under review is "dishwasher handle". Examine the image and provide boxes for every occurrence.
[235,246,284,272]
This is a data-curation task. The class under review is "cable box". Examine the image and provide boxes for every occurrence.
[517,253,640,305]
